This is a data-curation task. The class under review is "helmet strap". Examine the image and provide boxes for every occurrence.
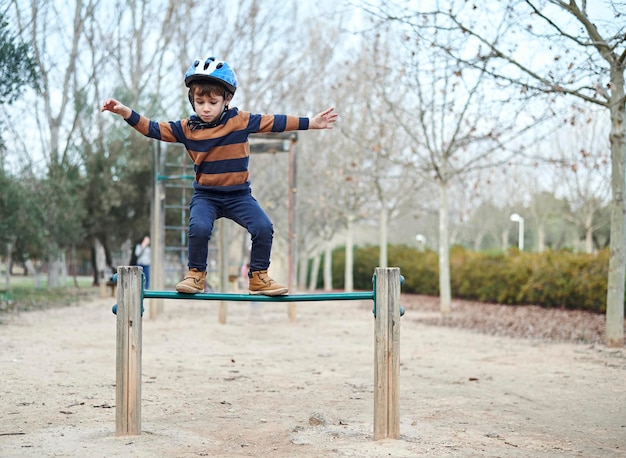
[189,107,230,130]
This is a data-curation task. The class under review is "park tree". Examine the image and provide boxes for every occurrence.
[337,30,426,281]
[463,201,511,251]
[451,0,625,347]
[551,118,611,253]
[443,164,517,251]
[365,0,625,346]
[297,55,372,292]
[0,170,48,289]
[0,9,38,283]
[527,191,572,251]
[7,0,99,286]
[222,1,319,289]
[0,11,37,106]
[88,0,198,283]
[246,11,356,292]
[0,170,26,287]
[358,11,545,315]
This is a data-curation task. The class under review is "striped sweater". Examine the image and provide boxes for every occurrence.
[125,107,309,193]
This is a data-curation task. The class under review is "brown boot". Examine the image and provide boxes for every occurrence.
[248,270,288,296]
[176,268,207,294]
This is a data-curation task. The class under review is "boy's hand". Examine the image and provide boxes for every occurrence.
[101,98,132,119]
[310,107,337,130]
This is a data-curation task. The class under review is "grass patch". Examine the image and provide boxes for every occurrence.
[4,275,94,289]
[0,286,99,315]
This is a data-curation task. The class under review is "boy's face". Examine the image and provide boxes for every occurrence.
[191,86,232,123]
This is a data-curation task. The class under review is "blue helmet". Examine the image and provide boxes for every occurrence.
[184,56,237,94]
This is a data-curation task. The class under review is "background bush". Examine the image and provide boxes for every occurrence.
[314,245,617,314]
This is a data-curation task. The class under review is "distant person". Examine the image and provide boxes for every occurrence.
[102,56,336,295]
[134,236,151,289]
[240,262,250,288]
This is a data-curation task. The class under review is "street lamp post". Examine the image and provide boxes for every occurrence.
[510,213,524,251]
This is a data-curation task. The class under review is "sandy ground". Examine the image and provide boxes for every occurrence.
[1,292,625,457]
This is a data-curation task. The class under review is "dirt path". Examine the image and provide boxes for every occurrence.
[1,293,625,457]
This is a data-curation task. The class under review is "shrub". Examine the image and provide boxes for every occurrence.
[311,245,617,314]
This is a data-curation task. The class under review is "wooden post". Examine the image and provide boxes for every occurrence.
[116,266,143,436]
[373,267,401,440]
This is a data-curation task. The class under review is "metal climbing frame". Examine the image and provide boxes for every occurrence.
[153,143,218,289]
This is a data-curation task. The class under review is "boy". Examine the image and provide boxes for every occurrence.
[102,56,337,295]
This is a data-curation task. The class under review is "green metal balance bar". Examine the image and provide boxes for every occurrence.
[142,290,374,302]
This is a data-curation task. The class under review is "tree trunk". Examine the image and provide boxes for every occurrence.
[298,255,308,291]
[95,239,107,288]
[344,214,354,292]
[60,251,67,287]
[537,224,545,253]
[308,254,320,291]
[473,231,484,252]
[323,241,333,291]
[606,61,626,348]
[47,254,63,288]
[70,244,79,288]
[439,180,451,316]
[502,228,509,251]
[585,224,594,254]
[4,241,13,291]
[379,208,388,268]
[30,261,41,288]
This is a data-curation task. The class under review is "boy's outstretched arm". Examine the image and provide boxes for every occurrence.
[309,107,337,130]
[101,98,132,119]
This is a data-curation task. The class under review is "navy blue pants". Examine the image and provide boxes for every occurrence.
[187,188,273,273]
[138,264,150,289]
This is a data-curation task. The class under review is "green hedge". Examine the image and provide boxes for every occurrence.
[314,245,617,314]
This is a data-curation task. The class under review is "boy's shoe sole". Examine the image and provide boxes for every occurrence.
[249,287,288,296]
[175,285,203,294]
